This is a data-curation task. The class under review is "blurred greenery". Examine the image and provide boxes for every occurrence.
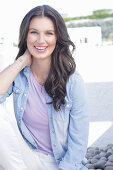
[64,9,113,21]
[64,9,113,40]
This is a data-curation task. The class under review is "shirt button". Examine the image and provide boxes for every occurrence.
[24,93,27,96]
[20,107,24,110]
[52,130,55,133]
[16,89,19,93]
[24,70,27,72]
[53,144,56,147]
[66,104,70,108]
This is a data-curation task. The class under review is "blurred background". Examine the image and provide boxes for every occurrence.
[0,0,113,148]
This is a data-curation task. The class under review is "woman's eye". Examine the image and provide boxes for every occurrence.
[47,32,53,35]
[30,31,38,34]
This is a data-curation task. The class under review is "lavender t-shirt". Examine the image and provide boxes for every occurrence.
[22,71,53,156]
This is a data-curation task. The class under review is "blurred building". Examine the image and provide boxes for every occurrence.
[67,26,102,45]
[0,35,18,70]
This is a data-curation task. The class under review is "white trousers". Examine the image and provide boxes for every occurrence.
[0,106,58,170]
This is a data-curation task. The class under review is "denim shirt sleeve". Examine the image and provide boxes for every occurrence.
[0,65,13,103]
[59,72,89,170]
[0,84,13,104]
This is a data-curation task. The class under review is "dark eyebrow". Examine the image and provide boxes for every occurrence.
[29,28,38,31]
[29,28,55,32]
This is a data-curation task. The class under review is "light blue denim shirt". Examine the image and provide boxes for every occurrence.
[0,66,89,170]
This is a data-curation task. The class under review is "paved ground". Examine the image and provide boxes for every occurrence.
[75,44,113,148]
[86,82,113,148]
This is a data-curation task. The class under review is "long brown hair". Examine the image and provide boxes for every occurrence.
[16,5,76,111]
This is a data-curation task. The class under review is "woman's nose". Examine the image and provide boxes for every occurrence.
[37,34,45,43]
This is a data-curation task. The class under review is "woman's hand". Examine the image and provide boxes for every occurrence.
[17,49,32,68]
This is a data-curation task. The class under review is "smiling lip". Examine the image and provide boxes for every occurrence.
[34,46,47,50]
[34,45,48,53]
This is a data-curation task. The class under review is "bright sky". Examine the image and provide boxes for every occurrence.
[0,0,113,41]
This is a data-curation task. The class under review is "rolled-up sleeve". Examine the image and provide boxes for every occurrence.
[59,72,89,170]
[0,84,13,104]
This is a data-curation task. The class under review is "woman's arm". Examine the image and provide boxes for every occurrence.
[0,50,31,95]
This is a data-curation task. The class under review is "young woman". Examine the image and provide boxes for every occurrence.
[0,5,89,170]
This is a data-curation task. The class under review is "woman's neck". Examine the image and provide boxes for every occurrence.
[30,58,51,85]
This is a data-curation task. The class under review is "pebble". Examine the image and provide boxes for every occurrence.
[94,160,106,169]
[108,157,113,163]
[90,158,98,164]
[99,152,106,157]
[93,154,101,159]
[105,152,112,158]
[107,149,113,154]
[105,161,113,166]
[84,144,113,169]
[85,163,95,169]
[95,150,101,155]
[100,157,107,161]
[104,166,113,170]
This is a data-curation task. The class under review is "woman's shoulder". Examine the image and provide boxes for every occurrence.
[68,70,84,84]
[66,70,86,102]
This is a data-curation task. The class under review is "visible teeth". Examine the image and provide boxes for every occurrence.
[35,46,46,50]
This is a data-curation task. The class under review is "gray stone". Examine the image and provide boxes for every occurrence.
[85,163,94,169]
[105,161,113,166]
[100,156,107,161]
[87,149,95,154]
[108,156,113,162]
[90,158,98,164]
[93,154,101,159]
[107,149,113,154]
[107,144,113,148]
[108,155,113,160]
[105,152,112,158]
[103,146,108,152]
[82,158,87,165]
[94,150,100,155]
[87,159,91,164]
[99,151,106,157]
[95,147,99,150]
[85,153,94,159]
[94,160,106,169]
[104,166,113,170]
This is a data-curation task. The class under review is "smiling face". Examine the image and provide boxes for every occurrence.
[27,16,57,61]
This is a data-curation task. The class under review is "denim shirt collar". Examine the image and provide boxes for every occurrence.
[23,66,30,78]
